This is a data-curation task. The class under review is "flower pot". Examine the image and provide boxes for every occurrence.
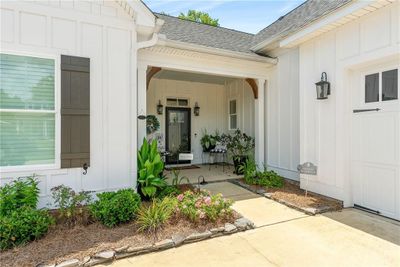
[233,155,248,175]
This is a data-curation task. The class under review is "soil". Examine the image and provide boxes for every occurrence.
[240,179,342,210]
[0,209,238,267]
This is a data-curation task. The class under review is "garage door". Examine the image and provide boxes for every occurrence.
[351,64,400,220]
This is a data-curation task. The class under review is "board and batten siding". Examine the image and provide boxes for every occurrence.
[0,1,138,208]
[297,2,400,203]
[266,48,300,181]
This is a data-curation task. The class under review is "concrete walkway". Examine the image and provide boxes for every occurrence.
[101,197,400,267]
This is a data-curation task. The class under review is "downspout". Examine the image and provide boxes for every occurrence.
[137,18,164,49]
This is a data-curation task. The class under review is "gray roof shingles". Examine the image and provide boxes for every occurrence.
[155,0,353,54]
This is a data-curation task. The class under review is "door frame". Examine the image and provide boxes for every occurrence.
[165,107,192,165]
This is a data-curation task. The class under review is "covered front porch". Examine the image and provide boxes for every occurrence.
[137,45,274,175]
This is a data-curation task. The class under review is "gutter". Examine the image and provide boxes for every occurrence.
[157,37,278,65]
[137,18,164,49]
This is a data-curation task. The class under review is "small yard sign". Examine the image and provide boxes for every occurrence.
[297,162,317,175]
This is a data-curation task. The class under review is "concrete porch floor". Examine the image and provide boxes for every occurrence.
[164,164,242,185]
[102,190,400,267]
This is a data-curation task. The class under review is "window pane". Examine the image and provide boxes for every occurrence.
[178,99,188,106]
[167,98,177,106]
[365,73,379,103]
[382,69,398,101]
[229,100,236,114]
[0,53,55,110]
[230,114,237,129]
[0,112,55,167]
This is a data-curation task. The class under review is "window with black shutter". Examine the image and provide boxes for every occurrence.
[60,55,90,169]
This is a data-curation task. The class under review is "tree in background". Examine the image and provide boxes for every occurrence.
[178,10,220,26]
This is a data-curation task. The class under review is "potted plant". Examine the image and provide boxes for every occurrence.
[200,129,217,152]
[223,129,255,174]
[137,138,167,200]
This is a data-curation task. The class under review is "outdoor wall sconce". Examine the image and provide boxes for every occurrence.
[315,72,331,100]
[194,102,200,116]
[156,100,163,115]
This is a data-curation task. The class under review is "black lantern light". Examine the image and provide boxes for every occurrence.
[194,102,200,116]
[156,100,163,115]
[315,72,331,100]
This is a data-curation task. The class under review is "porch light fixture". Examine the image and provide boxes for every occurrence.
[194,102,200,116]
[156,100,163,115]
[315,72,331,100]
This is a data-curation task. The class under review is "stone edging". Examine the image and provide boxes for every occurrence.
[38,218,255,267]
[229,179,341,216]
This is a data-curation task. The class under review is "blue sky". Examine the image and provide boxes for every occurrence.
[143,0,305,34]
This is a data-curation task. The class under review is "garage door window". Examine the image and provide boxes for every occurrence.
[365,69,398,103]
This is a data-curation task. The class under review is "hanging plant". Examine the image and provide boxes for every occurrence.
[146,115,160,135]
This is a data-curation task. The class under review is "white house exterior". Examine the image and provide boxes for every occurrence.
[0,0,399,220]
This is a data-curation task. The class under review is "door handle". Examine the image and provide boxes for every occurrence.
[353,108,380,113]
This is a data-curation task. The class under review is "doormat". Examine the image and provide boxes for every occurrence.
[165,165,200,171]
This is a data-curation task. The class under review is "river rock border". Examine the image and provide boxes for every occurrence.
[39,217,255,267]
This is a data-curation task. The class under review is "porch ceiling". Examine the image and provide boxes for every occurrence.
[153,69,237,85]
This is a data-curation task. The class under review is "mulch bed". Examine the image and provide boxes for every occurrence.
[235,179,342,214]
[0,211,240,267]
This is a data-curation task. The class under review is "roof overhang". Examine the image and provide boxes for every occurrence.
[157,36,277,65]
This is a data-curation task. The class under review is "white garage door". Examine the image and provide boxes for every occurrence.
[351,63,400,220]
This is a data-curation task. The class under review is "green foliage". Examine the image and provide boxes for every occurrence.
[137,138,167,198]
[137,197,177,239]
[240,159,284,188]
[221,129,255,158]
[178,10,220,26]
[146,115,160,135]
[0,176,39,216]
[176,190,233,223]
[170,169,190,187]
[200,129,219,152]
[156,185,181,200]
[0,207,54,250]
[51,185,92,226]
[90,189,141,227]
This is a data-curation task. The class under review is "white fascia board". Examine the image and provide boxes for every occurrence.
[279,0,374,48]
[158,38,277,65]
[125,0,156,28]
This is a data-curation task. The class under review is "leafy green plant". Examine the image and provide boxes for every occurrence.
[156,185,181,200]
[0,207,54,250]
[50,185,92,226]
[137,197,177,240]
[137,138,167,198]
[146,115,160,135]
[240,159,284,188]
[90,189,141,227]
[222,129,255,158]
[0,176,40,216]
[170,169,190,187]
[176,190,233,223]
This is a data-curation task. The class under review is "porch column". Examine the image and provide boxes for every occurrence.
[137,65,147,146]
[254,78,265,168]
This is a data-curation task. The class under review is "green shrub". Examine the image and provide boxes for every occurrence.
[240,159,284,188]
[156,185,181,200]
[137,138,167,198]
[176,190,233,223]
[137,197,176,239]
[0,207,54,250]
[90,189,141,227]
[51,185,92,226]
[0,177,39,216]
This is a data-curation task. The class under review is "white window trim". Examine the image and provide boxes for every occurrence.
[0,50,61,173]
[165,96,190,107]
[228,98,238,130]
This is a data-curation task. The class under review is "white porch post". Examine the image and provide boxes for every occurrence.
[137,65,147,146]
[255,78,265,168]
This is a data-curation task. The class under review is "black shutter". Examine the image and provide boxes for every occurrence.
[60,55,90,168]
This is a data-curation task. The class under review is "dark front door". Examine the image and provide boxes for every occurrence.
[165,107,191,165]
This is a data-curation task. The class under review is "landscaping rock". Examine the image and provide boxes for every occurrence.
[256,189,266,194]
[81,256,91,265]
[56,259,80,267]
[36,264,55,267]
[264,192,273,198]
[94,250,115,260]
[154,239,174,250]
[209,227,225,234]
[83,258,107,267]
[234,217,255,230]
[224,223,237,233]
[184,230,212,243]
[114,246,129,253]
[171,234,185,246]
[126,244,154,254]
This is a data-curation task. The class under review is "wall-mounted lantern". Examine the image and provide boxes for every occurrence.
[315,72,331,100]
[194,102,200,116]
[156,100,163,115]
